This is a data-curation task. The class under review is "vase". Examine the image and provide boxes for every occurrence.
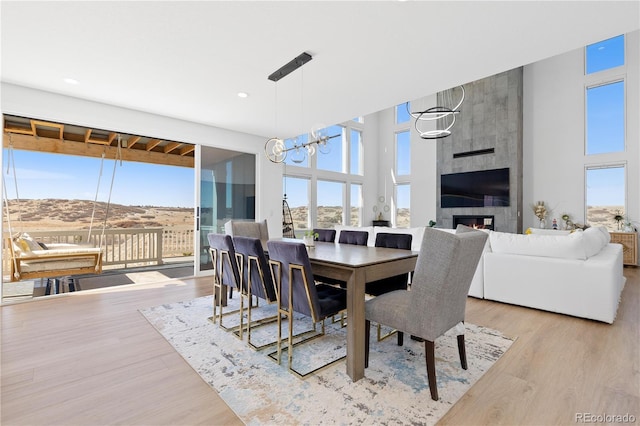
[303,236,315,247]
[538,218,546,229]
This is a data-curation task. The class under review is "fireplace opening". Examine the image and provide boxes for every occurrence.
[453,215,495,231]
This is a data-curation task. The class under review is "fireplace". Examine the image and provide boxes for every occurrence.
[453,215,495,231]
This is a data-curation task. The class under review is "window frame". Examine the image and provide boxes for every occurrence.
[584,163,627,231]
[283,118,365,231]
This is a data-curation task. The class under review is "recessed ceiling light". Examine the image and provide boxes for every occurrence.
[63,78,79,85]
[237,92,249,98]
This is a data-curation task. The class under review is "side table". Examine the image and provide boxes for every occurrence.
[609,231,638,266]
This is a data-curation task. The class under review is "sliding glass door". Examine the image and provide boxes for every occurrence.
[195,145,256,275]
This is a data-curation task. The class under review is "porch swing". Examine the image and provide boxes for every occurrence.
[3,135,123,282]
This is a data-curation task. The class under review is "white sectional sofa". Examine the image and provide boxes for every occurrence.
[333,224,625,323]
[483,226,625,323]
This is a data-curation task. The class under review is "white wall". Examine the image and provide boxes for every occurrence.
[0,83,283,237]
[523,30,639,230]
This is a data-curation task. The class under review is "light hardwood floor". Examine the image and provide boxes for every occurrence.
[2,269,638,425]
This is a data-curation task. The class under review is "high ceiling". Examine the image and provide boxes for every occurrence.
[2,1,639,141]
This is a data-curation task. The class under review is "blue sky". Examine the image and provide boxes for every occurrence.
[3,150,194,207]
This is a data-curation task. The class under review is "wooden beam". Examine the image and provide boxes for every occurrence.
[180,145,196,156]
[164,142,182,154]
[146,139,162,151]
[3,133,194,168]
[31,120,64,139]
[84,129,112,145]
[4,125,35,136]
[126,136,141,148]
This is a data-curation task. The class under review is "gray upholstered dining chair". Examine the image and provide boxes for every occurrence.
[224,219,270,242]
[366,232,413,341]
[267,239,347,378]
[207,233,247,337]
[364,225,488,401]
[232,236,279,349]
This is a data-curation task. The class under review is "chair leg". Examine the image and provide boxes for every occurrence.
[397,331,404,346]
[365,320,370,368]
[425,340,438,401]
[457,334,468,370]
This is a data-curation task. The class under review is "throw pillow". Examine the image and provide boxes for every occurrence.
[20,233,43,252]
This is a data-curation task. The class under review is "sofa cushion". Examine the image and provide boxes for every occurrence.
[489,230,588,260]
[582,227,609,257]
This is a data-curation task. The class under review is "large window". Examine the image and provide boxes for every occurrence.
[317,180,344,228]
[586,80,625,155]
[283,176,310,234]
[395,103,410,124]
[350,183,362,226]
[586,166,625,230]
[586,35,625,74]
[284,118,364,231]
[396,130,410,176]
[583,35,627,228]
[395,184,410,228]
[350,129,362,175]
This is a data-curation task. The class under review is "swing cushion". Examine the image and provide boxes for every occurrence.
[12,233,42,255]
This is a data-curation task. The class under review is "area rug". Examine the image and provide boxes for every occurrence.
[140,296,514,425]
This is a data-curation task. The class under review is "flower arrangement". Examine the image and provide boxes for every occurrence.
[614,210,624,230]
[304,230,319,240]
[561,213,573,230]
[532,201,547,220]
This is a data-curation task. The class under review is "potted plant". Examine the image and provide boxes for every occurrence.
[614,211,624,230]
[303,230,319,247]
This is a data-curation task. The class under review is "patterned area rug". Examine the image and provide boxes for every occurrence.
[140,296,514,425]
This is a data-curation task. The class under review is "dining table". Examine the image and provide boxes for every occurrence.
[304,240,419,382]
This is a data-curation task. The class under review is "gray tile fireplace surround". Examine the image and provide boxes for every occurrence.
[436,67,523,234]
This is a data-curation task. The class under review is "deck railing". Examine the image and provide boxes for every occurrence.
[3,226,194,270]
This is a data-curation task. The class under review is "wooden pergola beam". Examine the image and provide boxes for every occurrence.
[164,142,182,154]
[180,145,196,156]
[126,136,141,148]
[4,124,34,136]
[3,133,194,168]
[146,139,162,151]
[31,120,64,139]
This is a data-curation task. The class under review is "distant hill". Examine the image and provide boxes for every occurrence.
[2,199,193,231]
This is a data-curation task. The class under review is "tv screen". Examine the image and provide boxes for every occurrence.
[441,168,510,208]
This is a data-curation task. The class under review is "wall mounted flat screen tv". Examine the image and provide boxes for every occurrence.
[441,168,510,208]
